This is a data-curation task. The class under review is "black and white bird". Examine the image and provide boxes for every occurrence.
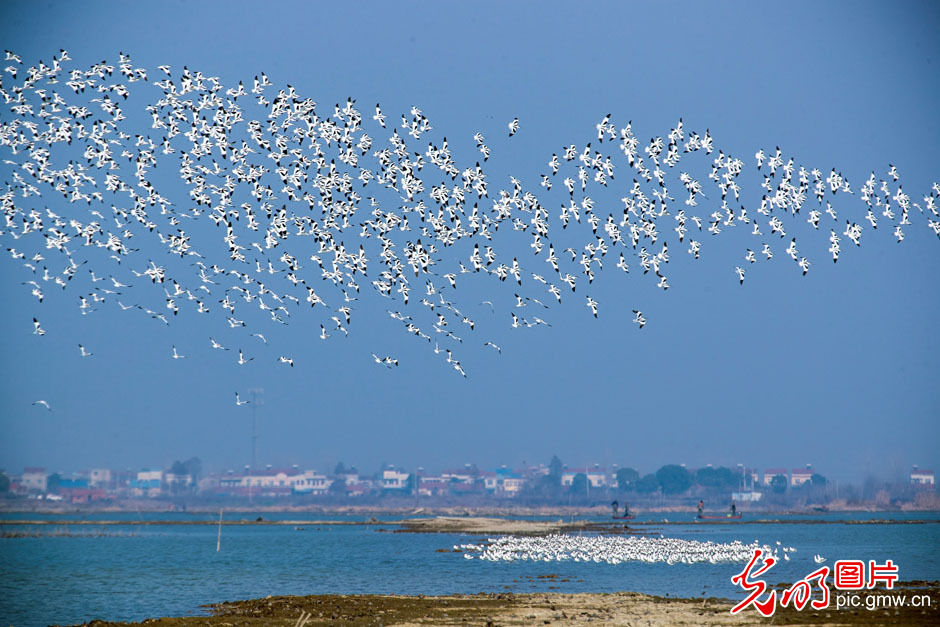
[586,296,598,318]
[0,49,933,383]
[372,353,397,368]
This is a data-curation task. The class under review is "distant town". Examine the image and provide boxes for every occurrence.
[1,458,935,511]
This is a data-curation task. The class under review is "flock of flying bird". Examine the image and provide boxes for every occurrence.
[2,50,938,407]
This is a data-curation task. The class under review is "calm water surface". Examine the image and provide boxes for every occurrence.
[1,511,938,626]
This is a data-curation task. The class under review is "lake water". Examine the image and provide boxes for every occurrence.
[1,511,938,626]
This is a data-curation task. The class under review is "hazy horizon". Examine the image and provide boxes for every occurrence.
[1,445,930,486]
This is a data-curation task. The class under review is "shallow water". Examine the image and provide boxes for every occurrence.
[1,511,938,626]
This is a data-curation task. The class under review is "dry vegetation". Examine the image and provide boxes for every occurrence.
[73,583,938,627]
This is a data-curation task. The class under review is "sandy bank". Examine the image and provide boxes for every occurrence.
[394,516,630,535]
[73,584,939,626]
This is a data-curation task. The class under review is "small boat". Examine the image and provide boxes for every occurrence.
[697,513,742,520]
[612,514,636,520]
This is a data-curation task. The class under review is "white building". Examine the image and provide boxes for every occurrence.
[910,467,935,486]
[381,469,410,490]
[216,469,330,495]
[481,468,527,495]
[791,465,814,487]
[137,469,163,484]
[502,476,525,494]
[130,468,164,497]
[441,467,476,485]
[89,468,111,487]
[291,470,331,494]
[561,468,609,488]
[21,467,47,492]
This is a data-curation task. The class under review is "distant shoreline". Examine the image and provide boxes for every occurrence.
[3,501,939,516]
[3,515,938,539]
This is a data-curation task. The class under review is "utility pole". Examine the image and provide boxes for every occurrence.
[414,464,420,508]
[247,388,263,503]
[249,388,264,472]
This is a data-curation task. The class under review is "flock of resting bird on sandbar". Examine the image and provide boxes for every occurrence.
[2,50,938,401]
[457,535,789,565]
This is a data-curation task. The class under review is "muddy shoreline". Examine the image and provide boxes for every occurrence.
[72,583,939,626]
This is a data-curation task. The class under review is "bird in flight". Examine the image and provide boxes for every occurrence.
[1,50,936,386]
[372,353,398,368]
[586,296,598,318]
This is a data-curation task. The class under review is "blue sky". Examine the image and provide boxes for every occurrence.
[0,0,938,482]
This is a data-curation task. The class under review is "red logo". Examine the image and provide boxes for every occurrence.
[730,549,777,616]
[731,550,899,615]
[781,567,830,611]
[868,560,899,589]
[834,560,865,590]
